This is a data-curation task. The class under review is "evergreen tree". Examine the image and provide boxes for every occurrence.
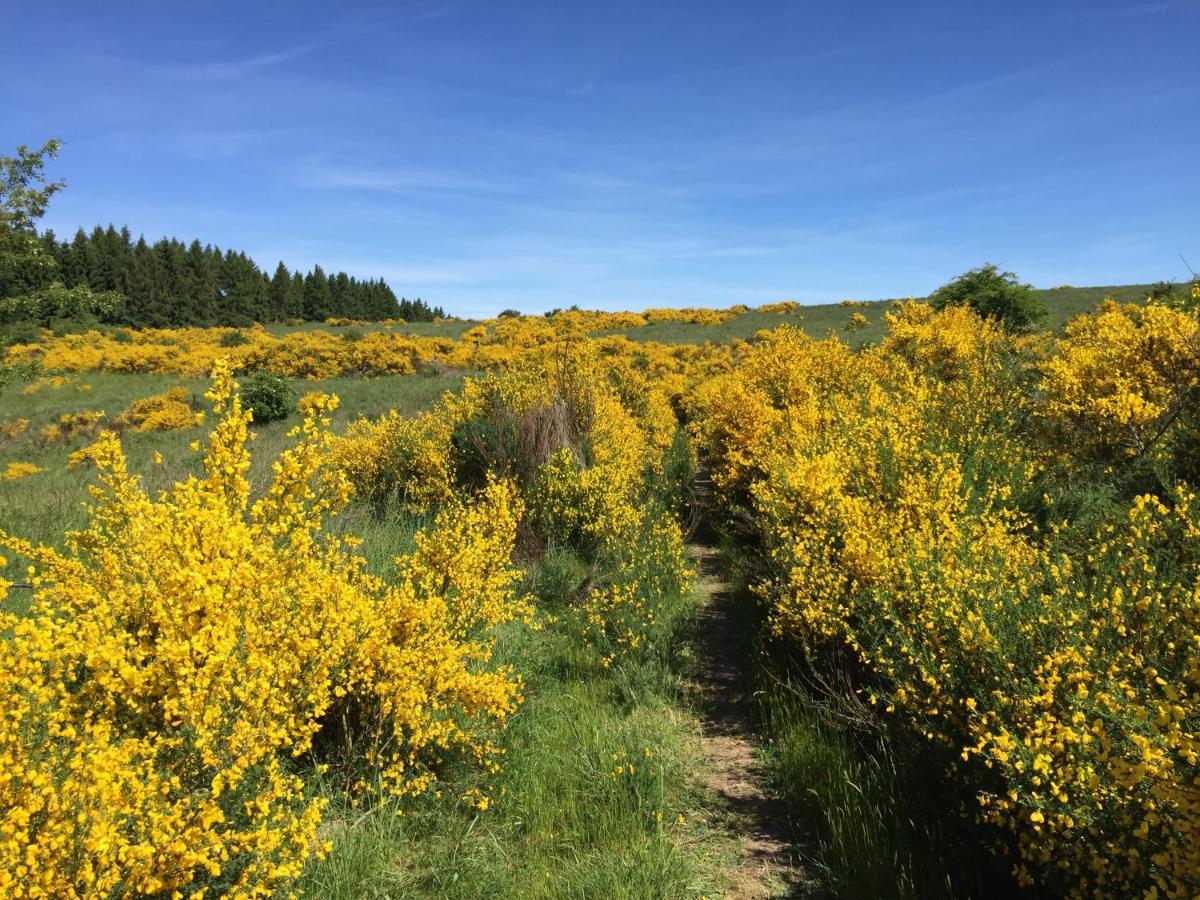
[289,271,305,319]
[268,261,293,320]
[302,264,332,320]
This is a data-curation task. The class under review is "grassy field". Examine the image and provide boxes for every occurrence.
[0,371,463,556]
[302,543,736,899]
[251,281,1159,350]
[0,364,745,897]
[605,283,1161,346]
[260,319,478,339]
[0,283,1176,897]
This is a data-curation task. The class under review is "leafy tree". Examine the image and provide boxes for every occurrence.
[1,139,64,231]
[0,282,122,325]
[930,263,1046,330]
[0,140,65,297]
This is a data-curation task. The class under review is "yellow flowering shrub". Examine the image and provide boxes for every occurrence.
[20,375,75,395]
[0,419,29,442]
[331,344,694,668]
[114,387,203,432]
[0,361,529,897]
[39,410,105,445]
[758,300,801,314]
[2,462,42,480]
[692,301,1200,897]
[3,315,737,399]
[1040,299,1200,460]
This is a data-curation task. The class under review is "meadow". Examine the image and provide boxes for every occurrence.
[2,281,1199,899]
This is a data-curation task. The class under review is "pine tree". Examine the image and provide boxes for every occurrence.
[302,264,332,320]
[268,262,292,320]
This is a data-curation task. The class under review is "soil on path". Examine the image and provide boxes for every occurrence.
[690,544,807,899]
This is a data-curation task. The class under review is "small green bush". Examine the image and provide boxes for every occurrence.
[239,373,296,424]
[219,329,252,348]
[0,321,43,347]
[930,264,1046,330]
[47,314,100,336]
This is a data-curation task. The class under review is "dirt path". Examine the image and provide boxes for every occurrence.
[690,544,806,899]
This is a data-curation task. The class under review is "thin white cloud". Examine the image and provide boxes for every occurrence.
[176,130,268,159]
[299,163,513,195]
[165,45,315,81]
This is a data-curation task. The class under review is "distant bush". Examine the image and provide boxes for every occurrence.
[342,328,365,343]
[0,321,43,346]
[498,309,522,318]
[930,263,1046,330]
[239,373,296,424]
[47,314,100,336]
[845,311,869,332]
[219,329,252,347]
[1147,280,1177,300]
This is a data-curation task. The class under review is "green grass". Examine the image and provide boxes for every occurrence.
[605,282,1163,347]
[0,358,742,896]
[708,539,1020,900]
[259,319,478,339]
[301,543,737,899]
[0,370,463,566]
[755,680,1021,900]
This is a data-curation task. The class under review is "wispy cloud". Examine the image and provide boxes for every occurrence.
[1112,0,1199,17]
[176,130,269,159]
[165,45,315,81]
[1051,0,1199,23]
[298,163,513,195]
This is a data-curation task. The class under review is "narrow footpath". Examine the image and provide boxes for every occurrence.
[689,544,807,899]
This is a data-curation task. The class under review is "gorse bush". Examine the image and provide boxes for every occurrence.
[0,307,748,391]
[239,371,295,424]
[0,360,530,897]
[690,291,1200,897]
[114,386,201,432]
[332,344,693,669]
[6,280,1199,895]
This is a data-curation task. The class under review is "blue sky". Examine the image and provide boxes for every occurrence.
[4,1,1199,317]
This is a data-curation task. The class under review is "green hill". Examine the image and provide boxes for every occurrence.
[608,283,1165,346]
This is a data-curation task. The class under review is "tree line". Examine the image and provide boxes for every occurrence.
[27,226,442,327]
[0,140,444,329]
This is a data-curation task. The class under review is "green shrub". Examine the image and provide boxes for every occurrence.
[47,314,100,336]
[0,320,43,346]
[239,373,296,424]
[219,329,252,348]
[930,264,1046,330]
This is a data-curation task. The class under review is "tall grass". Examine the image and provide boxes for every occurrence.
[301,540,734,899]
[713,543,1022,900]
[755,679,1022,899]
